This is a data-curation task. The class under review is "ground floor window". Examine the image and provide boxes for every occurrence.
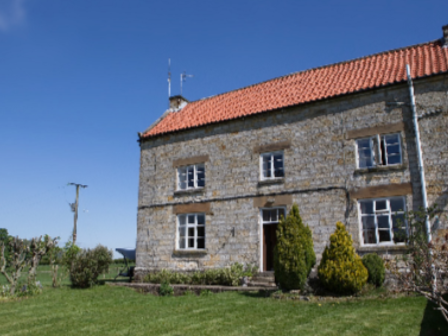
[177,213,205,249]
[358,197,407,245]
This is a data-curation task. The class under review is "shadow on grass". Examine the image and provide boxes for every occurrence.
[98,278,132,285]
[236,290,275,298]
[419,297,448,336]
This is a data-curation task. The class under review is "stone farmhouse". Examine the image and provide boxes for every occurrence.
[135,25,448,280]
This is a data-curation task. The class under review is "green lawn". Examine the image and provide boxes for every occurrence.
[0,264,133,287]
[1,284,447,336]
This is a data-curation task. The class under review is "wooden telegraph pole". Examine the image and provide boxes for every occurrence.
[68,183,88,245]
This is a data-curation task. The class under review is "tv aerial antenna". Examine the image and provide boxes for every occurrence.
[180,71,194,95]
[168,58,171,98]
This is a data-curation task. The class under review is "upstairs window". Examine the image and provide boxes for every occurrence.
[358,197,407,246]
[177,164,205,190]
[177,213,205,250]
[260,151,284,180]
[356,133,402,168]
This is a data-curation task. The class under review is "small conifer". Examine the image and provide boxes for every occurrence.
[318,222,368,294]
[274,204,316,290]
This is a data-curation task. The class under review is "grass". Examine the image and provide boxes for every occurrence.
[0,264,134,287]
[1,265,447,335]
[0,284,447,335]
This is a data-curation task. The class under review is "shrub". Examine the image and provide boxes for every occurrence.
[143,263,257,286]
[274,204,316,290]
[362,253,385,287]
[159,281,174,296]
[68,245,113,288]
[318,222,368,294]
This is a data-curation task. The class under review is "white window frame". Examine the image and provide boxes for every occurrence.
[355,133,402,169]
[357,196,407,247]
[176,163,205,190]
[259,207,286,272]
[259,151,284,180]
[176,213,206,250]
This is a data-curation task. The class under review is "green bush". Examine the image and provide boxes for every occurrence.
[159,281,174,296]
[67,245,113,288]
[362,253,385,287]
[274,204,316,290]
[143,263,257,286]
[318,222,368,294]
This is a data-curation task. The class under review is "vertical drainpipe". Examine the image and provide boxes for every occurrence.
[406,64,431,242]
[406,64,436,293]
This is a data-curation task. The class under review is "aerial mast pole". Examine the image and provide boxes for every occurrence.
[68,183,88,245]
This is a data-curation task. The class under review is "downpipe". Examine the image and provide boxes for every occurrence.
[406,64,436,294]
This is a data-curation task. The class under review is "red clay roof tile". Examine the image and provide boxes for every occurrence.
[143,39,448,138]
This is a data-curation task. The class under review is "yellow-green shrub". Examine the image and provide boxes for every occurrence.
[318,222,368,294]
[274,204,316,290]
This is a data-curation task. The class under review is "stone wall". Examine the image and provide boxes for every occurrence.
[135,74,448,279]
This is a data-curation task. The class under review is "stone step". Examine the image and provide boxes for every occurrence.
[248,281,277,288]
[250,277,274,284]
[253,271,275,279]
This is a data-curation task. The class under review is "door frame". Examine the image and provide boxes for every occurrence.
[259,206,286,272]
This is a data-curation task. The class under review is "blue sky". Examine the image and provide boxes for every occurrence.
[1,0,447,257]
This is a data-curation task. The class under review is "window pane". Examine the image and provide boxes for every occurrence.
[197,238,205,249]
[262,156,272,178]
[376,200,387,211]
[178,227,186,237]
[387,154,401,165]
[188,215,195,224]
[390,198,405,212]
[197,214,205,225]
[362,216,375,229]
[384,134,399,145]
[386,144,400,155]
[360,201,374,214]
[188,238,195,248]
[393,228,407,243]
[357,139,371,148]
[179,238,186,249]
[197,226,205,237]
[262,210,270,222]
[187,167,194,188]
[363,230,377,244]
[178,168,187,190]
[197,165,205,187]
[378,230,391,242]
[271,209,278,222]
[279,209,286,221]
[392,214,405,229]
[359,149,373,157]
[188,227,195,238]
[178,215,186,225]
[358,156,373,168]
[273,154,284,177]
[377,215,390,229]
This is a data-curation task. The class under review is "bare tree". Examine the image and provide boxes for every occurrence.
[388,207,448,322]
[0,235,55,295]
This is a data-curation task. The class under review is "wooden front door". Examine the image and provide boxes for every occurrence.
[263,224,278,271]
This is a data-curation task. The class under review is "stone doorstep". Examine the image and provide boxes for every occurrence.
[108,282,278,294]
[248,282,277,288]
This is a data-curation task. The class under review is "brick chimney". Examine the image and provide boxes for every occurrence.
[443,24,448,47]
[169,95,189,111]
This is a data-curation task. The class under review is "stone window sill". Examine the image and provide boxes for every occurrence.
[174,188,205,197]
[354,164,407,175]
[258,178,285,187]
[173,249,208,256]
[357,244,408,253]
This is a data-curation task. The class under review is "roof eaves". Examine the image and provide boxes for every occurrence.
[141,69,448,140]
